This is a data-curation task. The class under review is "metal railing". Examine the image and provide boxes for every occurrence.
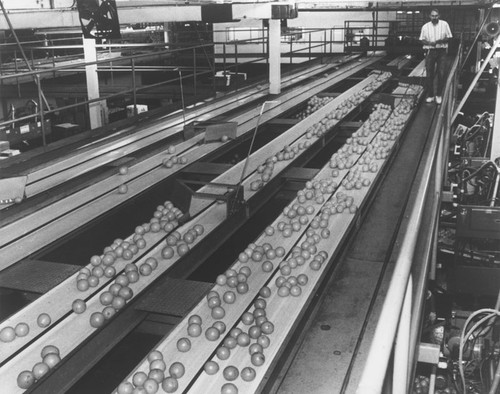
[0,26,345,150]
[356,44,461,393]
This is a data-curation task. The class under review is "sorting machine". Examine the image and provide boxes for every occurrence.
[0,53,437,394]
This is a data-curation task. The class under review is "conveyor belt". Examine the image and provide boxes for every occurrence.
[0,54,424,390]
[272,100,438,394]
[0,55,385,272]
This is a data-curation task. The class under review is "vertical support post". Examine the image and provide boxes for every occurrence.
[235,44,239,90]
[269,19,281,95]
[429,365,437,394]
[178,69,186,128]
[476,9,485,73]
[265,28,269,66]
[490,55,500,161]
[393,275,412,393]
[212,46,216,94]
[83,37,105,129]
[36,74,47,147]
[309,32,311,61]
[163,22,169,45]
[260,27,269,58]
[223,43,227,76]
[131,58,137,116]
[52,46,56,78]
[193,48,197,97]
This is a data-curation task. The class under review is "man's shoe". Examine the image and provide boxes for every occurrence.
[435,96,442,104]
[425,96,434,103]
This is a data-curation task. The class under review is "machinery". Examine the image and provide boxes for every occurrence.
[0,2,500,394]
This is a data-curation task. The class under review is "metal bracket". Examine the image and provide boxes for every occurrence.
[175,178,247,219]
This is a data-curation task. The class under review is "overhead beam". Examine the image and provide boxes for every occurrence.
[0,2,297,30]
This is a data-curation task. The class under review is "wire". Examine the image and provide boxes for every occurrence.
[458,309,500,393]
[461,161,498,182]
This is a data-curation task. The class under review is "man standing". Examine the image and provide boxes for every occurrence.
[419,9,453,104]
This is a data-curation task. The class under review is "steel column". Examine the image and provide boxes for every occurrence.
[83,37,104,129]
[269,19,281,95]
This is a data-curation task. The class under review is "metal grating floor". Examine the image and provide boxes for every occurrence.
[0,259,81,294]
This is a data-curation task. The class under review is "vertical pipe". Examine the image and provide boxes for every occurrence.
[393,275,412,393]
[131,58,137,116]
[36,74,47,147]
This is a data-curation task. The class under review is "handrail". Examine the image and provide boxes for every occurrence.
[0,27,339,138]
[356,44,461,393]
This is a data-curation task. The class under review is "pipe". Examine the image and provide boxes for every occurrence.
[452,35,500,123]
[490,359,500,394]
[490,170,500,207]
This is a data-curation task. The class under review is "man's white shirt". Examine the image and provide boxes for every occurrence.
[419,20,452,49]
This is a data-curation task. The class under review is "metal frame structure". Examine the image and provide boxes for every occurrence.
[356,42,461,394]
